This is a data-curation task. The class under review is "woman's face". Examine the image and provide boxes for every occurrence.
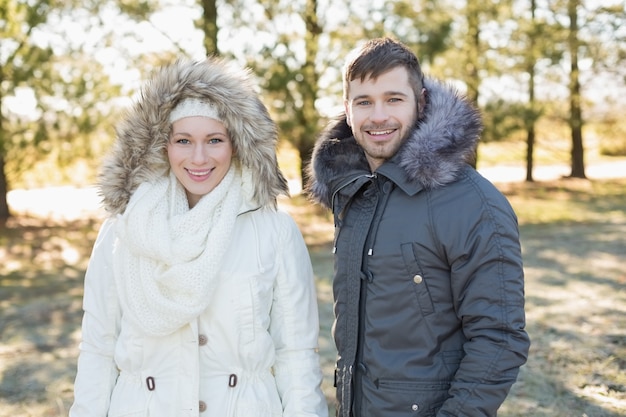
[168,116,234,208]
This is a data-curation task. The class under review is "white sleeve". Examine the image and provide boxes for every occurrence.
[270,211,328,417]
[69,217,121,417]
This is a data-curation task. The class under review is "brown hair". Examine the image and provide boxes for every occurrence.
[343,37,424,104]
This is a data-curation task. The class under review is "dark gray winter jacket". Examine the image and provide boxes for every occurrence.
[308,78,530,417]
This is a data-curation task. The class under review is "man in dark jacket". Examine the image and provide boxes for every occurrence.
[307,37,530,417]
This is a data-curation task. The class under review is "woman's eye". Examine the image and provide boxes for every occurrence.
[176,138,190,144]
[208,138,223,144]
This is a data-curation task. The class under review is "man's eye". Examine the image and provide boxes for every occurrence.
[356,100,370,106]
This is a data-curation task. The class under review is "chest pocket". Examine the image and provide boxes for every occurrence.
[239,246,276,347]
[219,219,278,346]
[401,242,435,316]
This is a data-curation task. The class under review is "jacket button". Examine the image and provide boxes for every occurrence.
[199,400,207,412]
[411,403,419,411]
[413,274,423,284]
[198,334,208,346]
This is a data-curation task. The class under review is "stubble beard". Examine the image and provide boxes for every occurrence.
[357,127,412,169]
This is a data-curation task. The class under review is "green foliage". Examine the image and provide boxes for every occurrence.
[389,1,453,63]
[0,0,172,194]
[596,117,626,156]
[0,0,625,202]
[216,0,325,184]
[117,0,154,17]
[481,99,543,143]
[216,0,458,186]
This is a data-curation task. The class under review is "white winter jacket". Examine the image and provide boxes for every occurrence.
[70,57,328,417]
[70,204,327,417]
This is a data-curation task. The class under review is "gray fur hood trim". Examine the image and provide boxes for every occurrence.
[99,58,288,215]
[307,77,483,208]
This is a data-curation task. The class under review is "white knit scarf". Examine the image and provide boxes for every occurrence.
[114,165,242,336]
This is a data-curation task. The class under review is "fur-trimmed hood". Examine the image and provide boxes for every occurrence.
[307,77,483,208]
[99,57,288,215]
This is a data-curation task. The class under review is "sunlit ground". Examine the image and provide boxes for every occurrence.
[7,186,106,221]
[2,161,626,417]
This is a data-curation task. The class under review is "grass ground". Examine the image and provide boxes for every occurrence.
[1,177,625,416]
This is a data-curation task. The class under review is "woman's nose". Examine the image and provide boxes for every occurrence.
[191,144,209,164]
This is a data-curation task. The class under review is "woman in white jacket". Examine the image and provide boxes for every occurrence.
[69,57,328,417]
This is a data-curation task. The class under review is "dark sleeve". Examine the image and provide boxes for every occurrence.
[436,174,530,417]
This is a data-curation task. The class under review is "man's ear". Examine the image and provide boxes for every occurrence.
[417,88,427,119]
[344,101,351,126]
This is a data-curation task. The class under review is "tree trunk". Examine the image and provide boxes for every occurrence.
[525,0,537,182]
[568,0,586,178]
[465,7,480,105]
[297,142,314,194]
[525,128,535,182]
[298,0,321,191]
[0,155,10,222]
[199,0,219,55]
[570,123,586,178]
[0,62,9,222]
[465,0,481,168]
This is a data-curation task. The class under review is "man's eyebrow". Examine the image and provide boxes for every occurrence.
[351,94,370,101]
[351,91,410,101]
[384,90,410,97]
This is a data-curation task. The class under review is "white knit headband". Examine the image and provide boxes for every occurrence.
[169,98,221,123]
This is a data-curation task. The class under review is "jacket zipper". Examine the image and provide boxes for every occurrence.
[331,173,377,254]
[354,175,392,415]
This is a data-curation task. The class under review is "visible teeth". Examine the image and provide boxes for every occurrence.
[370,130,393,136]
[188,169,210,175]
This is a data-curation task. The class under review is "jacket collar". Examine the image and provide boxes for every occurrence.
[307,77,483,209]
[376,162,422,196]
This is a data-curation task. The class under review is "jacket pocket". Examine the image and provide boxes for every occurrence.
[233,394,282,417]
[442,349,464,376]
[362,376,449,417]
[401,243,435,316]
[107,374,151,417]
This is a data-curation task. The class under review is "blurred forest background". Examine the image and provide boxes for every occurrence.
[2,1,626,416]
[2,0,626,221]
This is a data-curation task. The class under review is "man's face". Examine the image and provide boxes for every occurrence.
[344,66,418,171]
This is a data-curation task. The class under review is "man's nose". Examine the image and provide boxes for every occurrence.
[370,102,389,123]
